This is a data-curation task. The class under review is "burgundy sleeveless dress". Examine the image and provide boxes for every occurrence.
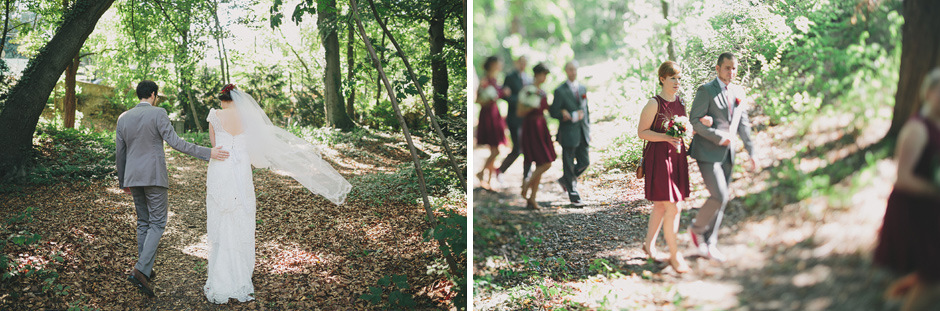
[521,89,556,166]
[874,116,940,282]
[476,77,507,147]
[643,95,690,202]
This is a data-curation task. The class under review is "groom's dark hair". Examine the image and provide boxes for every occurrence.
[136,80,159,99]
[716,53,737,67]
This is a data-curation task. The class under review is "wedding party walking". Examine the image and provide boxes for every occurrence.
[473,0,931,309]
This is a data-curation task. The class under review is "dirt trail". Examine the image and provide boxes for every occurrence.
[473,116,904,310]
[1,135,456,310]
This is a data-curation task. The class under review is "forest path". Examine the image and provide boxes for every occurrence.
[1,133,457,310]
[472,95,903,310]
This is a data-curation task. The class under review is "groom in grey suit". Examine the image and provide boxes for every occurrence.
[116,80,228,296]
[549,60,590,204]
[688,53,758,262]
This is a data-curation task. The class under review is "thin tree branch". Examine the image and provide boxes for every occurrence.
[349,0,460,276]
[365,0,466,191]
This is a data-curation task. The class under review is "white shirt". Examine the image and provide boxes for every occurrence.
[566,80,579,97]
[520,72,532,85]
[717,79,735,112]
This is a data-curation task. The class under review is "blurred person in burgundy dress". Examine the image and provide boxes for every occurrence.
[874,67,940,311]
[475,56,511,190]
[517,63,556,209]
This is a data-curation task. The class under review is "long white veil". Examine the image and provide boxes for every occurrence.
[230,89,352,205]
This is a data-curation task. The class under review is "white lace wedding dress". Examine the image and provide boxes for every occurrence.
[204,108,256,303]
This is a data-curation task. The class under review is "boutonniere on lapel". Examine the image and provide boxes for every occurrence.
[581,93,587,101]
[734,97,741,107]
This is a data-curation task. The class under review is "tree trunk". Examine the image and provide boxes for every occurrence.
[1,0,11,56]
[375,21,386,107]
[186,85,202,132]
[661,0,676,61]
[888,0,940,138]
[429,0,448,118]
[366,0,467,191]
[461,0,466,38]
[62,0,78,129]
[211,0,229,83]
[0,0,114,180]
[318,0,354,130]
[346,16,356,120]
[349,0,459,277]
[63,55,79,128]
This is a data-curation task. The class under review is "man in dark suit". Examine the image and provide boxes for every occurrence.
[687,53,759,262]
[549,60,590,204]
[496,56,532,183]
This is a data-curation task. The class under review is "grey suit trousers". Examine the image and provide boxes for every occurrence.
[691,156,733,245]
[131,186,168,277]
[561,133,590,192]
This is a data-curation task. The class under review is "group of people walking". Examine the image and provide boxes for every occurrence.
[475,52,760,273]
[475,56,590,208]
[476,51,940,309]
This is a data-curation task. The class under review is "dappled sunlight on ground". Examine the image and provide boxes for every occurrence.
[256,241,333,274]
[475,55,903,308]
[1,128,461,309]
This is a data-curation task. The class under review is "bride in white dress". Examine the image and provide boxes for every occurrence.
[203,84,352,303]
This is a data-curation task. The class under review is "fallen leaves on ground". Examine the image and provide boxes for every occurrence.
[1,134,464,310]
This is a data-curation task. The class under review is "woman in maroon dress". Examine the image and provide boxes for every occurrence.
[475,56,510,189]
[636,61,702,273]
[518,64,556,209]
[874,68,940,310]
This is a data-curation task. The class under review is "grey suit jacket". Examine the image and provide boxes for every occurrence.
[689,78,754,163]
[116,102,211,188]
[549,82,590,148]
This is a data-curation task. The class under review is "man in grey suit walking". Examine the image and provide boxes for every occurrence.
[549,60,590,204]
[116,80,229,296]
[687,53,759,262]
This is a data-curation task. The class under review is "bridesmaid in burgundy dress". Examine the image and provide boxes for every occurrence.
[636,61,706,273]
[518,63,556,209]
[475,56,510,189]
[874,68,940,310]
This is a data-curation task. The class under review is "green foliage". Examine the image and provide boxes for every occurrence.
[423,205,467,309]
[588,258,614,276]
[599,131,645,172]
[1,207,64,297]
[178,131,211,147]
[350,152,462,205]
[688,0,905,125]
[240,65,297,127]
[359,274,417,310]
[0,119,116,193]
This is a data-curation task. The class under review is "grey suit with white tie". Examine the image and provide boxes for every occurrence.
[549,81,590,202]
[688,78,754,245]
[116,102,211,277]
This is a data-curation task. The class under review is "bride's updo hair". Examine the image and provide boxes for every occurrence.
[658,61,681,86]
[219,84,236,101]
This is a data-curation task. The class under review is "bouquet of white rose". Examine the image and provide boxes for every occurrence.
[518,85,542,108]
[478,85,499,103]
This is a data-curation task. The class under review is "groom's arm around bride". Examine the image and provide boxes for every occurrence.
[115,80,228,297]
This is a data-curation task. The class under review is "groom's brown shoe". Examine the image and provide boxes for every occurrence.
[148,269,156,281]
[128,268,155,297]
